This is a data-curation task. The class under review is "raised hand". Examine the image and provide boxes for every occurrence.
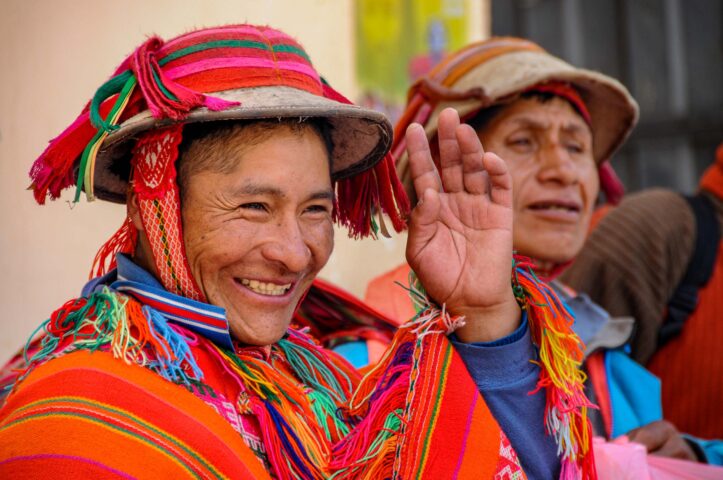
[627,421,699,461]
[405,108,520,343]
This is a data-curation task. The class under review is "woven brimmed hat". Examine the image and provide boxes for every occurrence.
[30,24,409,301]
[30,25,408,228]
[394,37,639,203]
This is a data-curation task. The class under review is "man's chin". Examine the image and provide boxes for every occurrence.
[528,233,583,261]
[228,318,292,347]
[523,245,578,267]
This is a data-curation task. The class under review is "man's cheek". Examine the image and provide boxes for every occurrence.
[313,227,334,265]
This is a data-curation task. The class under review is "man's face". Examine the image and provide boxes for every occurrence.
[181,125,334,346]
[477,97,599,266]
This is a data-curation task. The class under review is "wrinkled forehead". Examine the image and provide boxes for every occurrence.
[477,95,593,138]
[175,119,333,190]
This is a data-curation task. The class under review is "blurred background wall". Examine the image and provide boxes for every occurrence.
[491,0,723,194]
[0,0,489,361]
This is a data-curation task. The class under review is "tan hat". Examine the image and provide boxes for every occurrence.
[96,86,392,203]
[393,37,639,201]
[30,24,410,303]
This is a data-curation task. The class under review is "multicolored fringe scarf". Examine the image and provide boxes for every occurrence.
[1,261,595,479]
[29,25,410,299]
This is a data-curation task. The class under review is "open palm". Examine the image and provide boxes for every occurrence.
[405,108,518,341]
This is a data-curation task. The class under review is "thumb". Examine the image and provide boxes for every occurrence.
[410,188,441,228]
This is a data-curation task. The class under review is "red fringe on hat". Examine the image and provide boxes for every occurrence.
[333,152,410,238]
[323,83,410,238]
[29,104,110,204]
[598,160,625,205]
[28,36,239,205]
[90,218,138,279]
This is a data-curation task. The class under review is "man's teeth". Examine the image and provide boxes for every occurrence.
[240,278,291,296]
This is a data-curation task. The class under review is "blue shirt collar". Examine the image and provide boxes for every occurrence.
[116,254,165,289]
[83,254,234,350]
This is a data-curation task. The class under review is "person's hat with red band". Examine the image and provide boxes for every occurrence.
[29,24,409,239]
[30,24,411,300]
[393,36,638,205]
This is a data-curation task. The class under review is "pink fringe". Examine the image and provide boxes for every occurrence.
[598,160,625,205]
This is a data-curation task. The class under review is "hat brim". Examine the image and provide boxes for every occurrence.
[423,50,639,162]
[93,86,392,203]
[397,49,639,203]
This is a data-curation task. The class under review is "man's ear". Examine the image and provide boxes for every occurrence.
[127,190,144,232]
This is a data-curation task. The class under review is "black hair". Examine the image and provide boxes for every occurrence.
[465,91,572,132]
[175,117,334,201]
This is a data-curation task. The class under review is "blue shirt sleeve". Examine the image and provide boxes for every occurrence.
[684,435,723,465]
[450,314,561,479]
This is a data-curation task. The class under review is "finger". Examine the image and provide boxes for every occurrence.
[627,421,671,452]
[456,123,488,195]
[482,152,512,208]
[410,187,441,228]
[406,123,442,204]
[437,108,464,193]
[407,189,441,264]
[652,436,697,461]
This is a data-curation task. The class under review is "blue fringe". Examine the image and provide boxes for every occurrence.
[143,306,203,384]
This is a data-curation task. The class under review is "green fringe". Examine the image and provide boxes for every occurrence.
[308,389,351,441]
[25,289,129,366]
[20,288,200,389]
[277,337,352,403]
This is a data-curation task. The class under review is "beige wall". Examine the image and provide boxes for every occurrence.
[0,0,489,362]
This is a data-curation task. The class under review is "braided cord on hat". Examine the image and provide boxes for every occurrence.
[130,125,205,301]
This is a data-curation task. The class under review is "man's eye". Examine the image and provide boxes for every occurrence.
[305,204,330,214]
[509,136,530,145]
[240,202,267,212]
[566,143,584,154]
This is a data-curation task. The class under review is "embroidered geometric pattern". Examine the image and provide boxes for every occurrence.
[495,430,527,479]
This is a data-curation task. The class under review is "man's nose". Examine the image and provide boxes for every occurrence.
[261,217,312,273]
[536,144,578,185]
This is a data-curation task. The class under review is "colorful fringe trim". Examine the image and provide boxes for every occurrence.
[397,258,596,479]
[6,257,593,478]
[513,256,597,480]
[15,288,203,393]
[7,289,516,479]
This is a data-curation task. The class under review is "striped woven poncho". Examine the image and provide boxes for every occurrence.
[0,258,594,479]
[3,24,594,479]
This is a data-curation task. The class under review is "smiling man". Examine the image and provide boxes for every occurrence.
[0,26,595,479]
[171,121,336,346]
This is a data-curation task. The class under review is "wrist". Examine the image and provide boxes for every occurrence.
[453,291,522,343]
